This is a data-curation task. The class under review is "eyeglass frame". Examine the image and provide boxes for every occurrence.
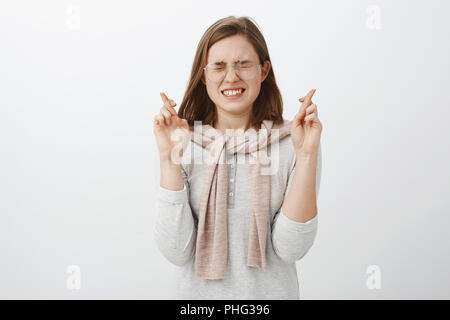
[203,60,262,82]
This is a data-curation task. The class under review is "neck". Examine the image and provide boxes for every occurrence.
[214,109,254,136]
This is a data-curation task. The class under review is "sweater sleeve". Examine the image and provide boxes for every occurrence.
[271,143,322,263]
[153,164,197,267]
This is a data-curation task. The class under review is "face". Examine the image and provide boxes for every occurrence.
[201,34,271,122]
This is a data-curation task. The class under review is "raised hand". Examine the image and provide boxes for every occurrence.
[290,88,323,155]
[153,92,190,163]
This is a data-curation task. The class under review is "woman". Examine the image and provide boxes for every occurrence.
[153,16,322,300]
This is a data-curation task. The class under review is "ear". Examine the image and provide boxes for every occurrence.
[260,60,271,82]
[201,72,206,85]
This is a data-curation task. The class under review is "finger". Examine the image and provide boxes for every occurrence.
[160,92,170,104]
[298,89,316,116]
[155,114,164,126]
[298,89,315,105]
[160,107,172,118]
[167,99,178,116]
[302,89,315,108]
[160,108,172,125]
[306,103,317,115]
[292,111,304,126]
[298,100,308,119]
[305,88,316,101]
[165,104,178,116]
[304,113,316,123]
[158,114,167,126]
[162,96,176,108]
[159,110,170,126]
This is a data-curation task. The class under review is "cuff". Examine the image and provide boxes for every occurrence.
[278,208,318,233]
[157,184,187,204]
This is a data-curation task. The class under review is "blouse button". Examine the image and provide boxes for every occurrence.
[230,178,234,182]
[229,192,234,197]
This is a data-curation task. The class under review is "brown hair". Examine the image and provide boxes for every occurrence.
[178,16,285,131]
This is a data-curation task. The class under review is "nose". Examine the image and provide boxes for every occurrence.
[223,65,240,82]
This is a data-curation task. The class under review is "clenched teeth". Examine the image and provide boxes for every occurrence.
[222,89,244,96]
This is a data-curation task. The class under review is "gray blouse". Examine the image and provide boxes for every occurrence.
[153,134,322,299]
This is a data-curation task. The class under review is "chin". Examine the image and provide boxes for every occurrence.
[221,103,251,113]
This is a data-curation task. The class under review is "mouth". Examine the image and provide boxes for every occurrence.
[221,88,246,99]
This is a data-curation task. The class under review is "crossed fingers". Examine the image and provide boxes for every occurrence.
[156,92,178,126]
[298,89,318,123]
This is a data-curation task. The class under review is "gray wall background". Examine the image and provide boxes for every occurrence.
[1,0,449,299]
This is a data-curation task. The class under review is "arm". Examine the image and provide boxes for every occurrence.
[281,145,320,223]
[271,143,322,263]
[153,161,197,266]
[159,158,184,191]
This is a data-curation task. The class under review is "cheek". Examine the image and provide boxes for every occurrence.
[206,84,220,100]
[247,81,261,98]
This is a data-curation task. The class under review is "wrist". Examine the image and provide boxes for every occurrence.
[160,157,181,167]
[295,150,318,162]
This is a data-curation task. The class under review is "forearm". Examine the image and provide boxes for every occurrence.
[155,181,196,267]
[160,158,184,191]
[281,151,318,223]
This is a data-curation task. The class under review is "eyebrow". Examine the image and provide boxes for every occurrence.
[211,59,251,65]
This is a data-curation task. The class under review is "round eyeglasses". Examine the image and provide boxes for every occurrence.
[203,60,261,82]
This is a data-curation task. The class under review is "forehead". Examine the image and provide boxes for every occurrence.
[207,34,259,62]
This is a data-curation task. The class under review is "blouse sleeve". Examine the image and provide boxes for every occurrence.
[271,143,322,263]
[153,164,197,267]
